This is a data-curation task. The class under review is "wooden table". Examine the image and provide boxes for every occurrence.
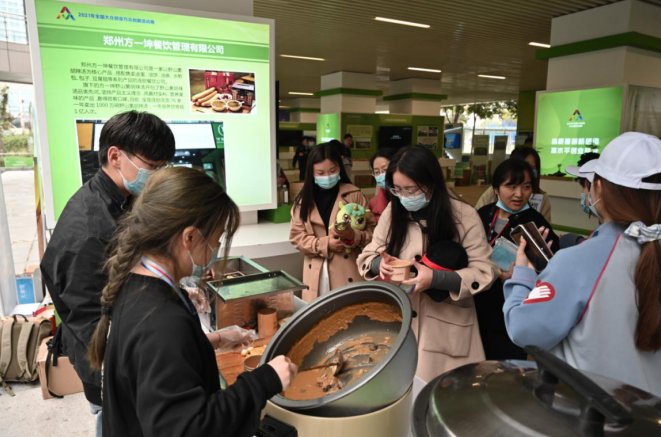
[215,337,272,386]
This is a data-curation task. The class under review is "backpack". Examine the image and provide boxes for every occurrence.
[0,315,52,396]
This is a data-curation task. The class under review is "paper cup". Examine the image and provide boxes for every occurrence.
[389,259,412,282]
[257,308,278,338]
[244,355,262,372]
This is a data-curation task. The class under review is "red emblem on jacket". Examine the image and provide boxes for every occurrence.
[523,281,556,304]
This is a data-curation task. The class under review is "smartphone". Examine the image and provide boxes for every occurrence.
[510,222,554,272]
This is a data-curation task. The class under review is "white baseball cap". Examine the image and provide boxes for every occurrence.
[566,159,597,179]
[577,132,661,190]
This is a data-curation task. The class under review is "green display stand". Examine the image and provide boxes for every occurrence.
[259,204,292,223]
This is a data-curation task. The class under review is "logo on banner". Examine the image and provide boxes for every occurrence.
[523,282,556,304]
[567,109,585,128]
[56,7,75,20]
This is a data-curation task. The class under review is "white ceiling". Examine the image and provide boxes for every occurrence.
[255,0,661,104]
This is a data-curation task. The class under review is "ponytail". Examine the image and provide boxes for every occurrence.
[88,229,142,369]
[87,167,241,369]
[598,175,661,351]
[634,241,661,351]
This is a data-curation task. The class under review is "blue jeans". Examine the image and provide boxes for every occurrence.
[90,402,102,437]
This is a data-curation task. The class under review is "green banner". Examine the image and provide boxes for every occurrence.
[33,0,273,222]
[38,26,269,61]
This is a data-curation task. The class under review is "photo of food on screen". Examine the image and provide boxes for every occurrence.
[189,69,256,114]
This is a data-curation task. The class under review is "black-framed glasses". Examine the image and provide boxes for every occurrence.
[128,151,169,171]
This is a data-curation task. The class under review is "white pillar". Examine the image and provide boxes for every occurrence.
[319,72,381,114]
[545,0,661,90]
[384,78,446,116]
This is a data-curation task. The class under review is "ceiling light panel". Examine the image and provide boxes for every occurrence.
[374,16,430,28]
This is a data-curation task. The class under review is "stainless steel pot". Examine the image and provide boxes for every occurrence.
[412,346,661,436]
[261,282,418,417]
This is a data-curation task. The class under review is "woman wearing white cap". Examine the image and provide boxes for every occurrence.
[503,132,661,397]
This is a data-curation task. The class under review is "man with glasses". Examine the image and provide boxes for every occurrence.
[40,111,175,436]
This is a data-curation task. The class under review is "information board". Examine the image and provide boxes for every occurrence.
[27,0,275,227]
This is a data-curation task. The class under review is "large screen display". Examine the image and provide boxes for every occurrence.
[535,86,623,176]
[28,0,274,227]
[378,126,412,150]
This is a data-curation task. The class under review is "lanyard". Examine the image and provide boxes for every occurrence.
[140,257,196,315]
[488,209,510,246]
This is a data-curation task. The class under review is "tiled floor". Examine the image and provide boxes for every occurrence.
[0,382,95,436]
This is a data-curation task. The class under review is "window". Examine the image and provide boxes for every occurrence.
[0,1,28,44]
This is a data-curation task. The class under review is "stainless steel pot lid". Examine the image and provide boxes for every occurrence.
[412,346,661,436]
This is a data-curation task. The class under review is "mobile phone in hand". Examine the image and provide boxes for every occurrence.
[510,222,554,271]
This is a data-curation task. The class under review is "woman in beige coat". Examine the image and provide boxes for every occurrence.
[357,146,496,383]
[291,143,375,302]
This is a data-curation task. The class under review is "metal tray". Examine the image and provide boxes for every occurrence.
[214,256,268,279]
[206,270,307,302]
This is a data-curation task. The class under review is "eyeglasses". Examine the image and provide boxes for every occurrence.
[387,185,422,197]
[123,151,169,171]
[373,168,388,176]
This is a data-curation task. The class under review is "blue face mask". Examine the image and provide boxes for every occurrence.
[579,193,593,216]
[374,173,386,189]
[120,152,154,196]
[314,173,340,190]
[496,199,530,214]
[188,231,219,284]
[398,192,429,212]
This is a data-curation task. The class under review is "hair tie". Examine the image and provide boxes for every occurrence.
[101,306,113,317]
[624,221,661,244]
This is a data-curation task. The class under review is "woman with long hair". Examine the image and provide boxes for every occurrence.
[357,146,496,382]
[475,158,559,360]
[290,142,375,301]
[504,132,661,397]
[88,167,296,436]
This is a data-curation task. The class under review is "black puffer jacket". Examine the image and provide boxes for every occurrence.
[40,169,129,405]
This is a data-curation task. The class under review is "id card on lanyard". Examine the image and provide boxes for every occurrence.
[141,257,197,316]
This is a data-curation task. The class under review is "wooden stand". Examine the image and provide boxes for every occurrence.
[215,337,271,386]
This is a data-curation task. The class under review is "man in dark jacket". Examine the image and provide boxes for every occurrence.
[292,136,311,181]
[40,111,175,435]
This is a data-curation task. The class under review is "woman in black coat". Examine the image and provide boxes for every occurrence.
[475,159,559,360]
[87,168,297,437]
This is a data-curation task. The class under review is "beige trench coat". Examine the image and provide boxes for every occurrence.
[290,184,375,302]
[356,198,496,382]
